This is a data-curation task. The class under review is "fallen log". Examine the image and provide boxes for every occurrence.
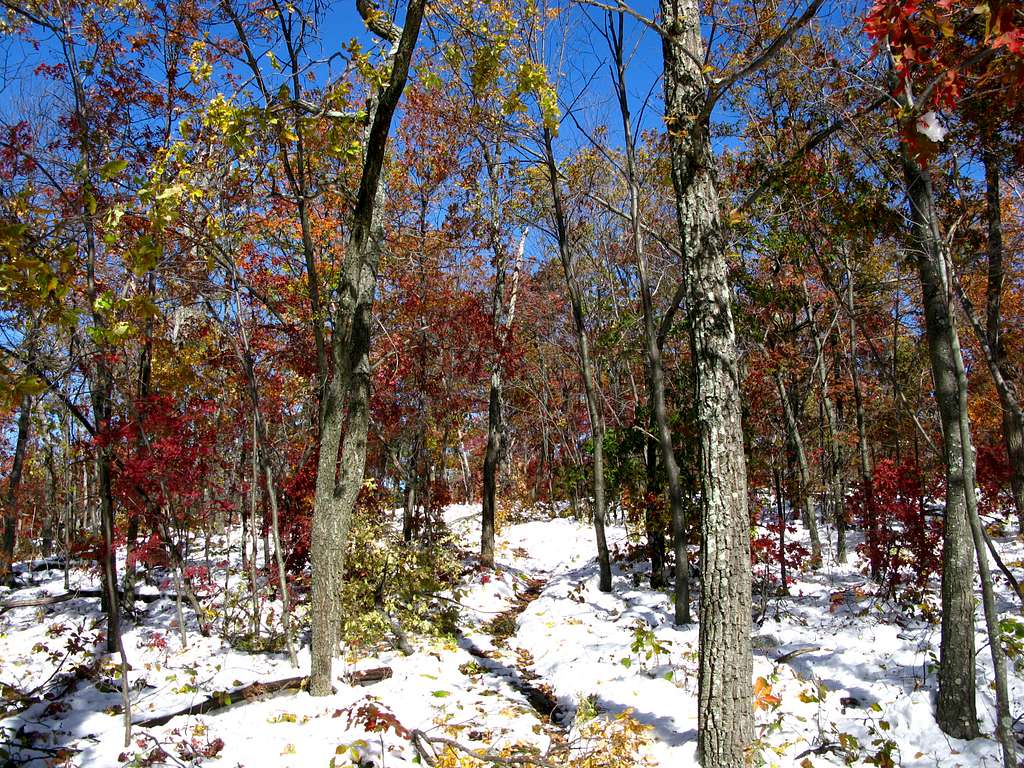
[0,592,79,611]
[348,667,393,686]
[0,589,178,613]
[133,676,308,727]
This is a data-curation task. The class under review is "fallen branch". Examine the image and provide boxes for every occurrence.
[0,592,79,611]
[794,742,843,759]
[775,646,821,665]
[0,589,181,613]
[133,675,308,727]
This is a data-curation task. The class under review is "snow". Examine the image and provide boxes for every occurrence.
[916,111,948,143]
[2,505,1022,766]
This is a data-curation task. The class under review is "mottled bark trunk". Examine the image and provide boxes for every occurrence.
[660,0,753,762]
[901,148,978,741]
[481,371,502,568]
[481,228,522,568]
[903,137,1015,765]
[308,0,424,696]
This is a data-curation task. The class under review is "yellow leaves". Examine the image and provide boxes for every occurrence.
[429,710,653,768]
[754,676,782,710]
[188,40,213,84]
[12,375,47,398]
[267,712,298,723]
[470,41,508,95]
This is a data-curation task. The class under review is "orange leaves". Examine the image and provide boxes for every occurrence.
[754,677,782,710]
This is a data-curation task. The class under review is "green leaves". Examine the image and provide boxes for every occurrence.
[99,158,128,181]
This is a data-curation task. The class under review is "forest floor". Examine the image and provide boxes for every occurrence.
[2,506,1023,767]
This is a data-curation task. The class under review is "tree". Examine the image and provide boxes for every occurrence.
[308,0,426,696]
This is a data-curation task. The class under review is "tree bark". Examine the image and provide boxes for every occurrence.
[659,0,753,762]
[901,146,979,741]
[308,0,425,696]
[482,220,524,568]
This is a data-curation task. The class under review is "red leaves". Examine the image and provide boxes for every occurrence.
[339,698,412,740]
[106,394,221,526]
[865,0,1024,121]
[992,27,1024,54]
[0,122,35,181]
[848,458,942,595]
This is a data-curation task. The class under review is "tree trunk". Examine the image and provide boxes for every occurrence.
[309,0,425,696]
[1,395,31,582]
[481,373,501,568]
[844,253,877,577]
[541,128,612,594]
[901,146,979,741]
[775,374,822,565]
[645,418,667,588]
[481,225,524,568]
[773,461,788,592]
[659,0,753,762]
[805,290,846,562]
[608,12,688,618]
[981,143,1024,531]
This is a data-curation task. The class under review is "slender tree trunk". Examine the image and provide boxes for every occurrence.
[42,449,55,558]
[234,286,297,666]
[773,461,788,592]
[541,128,612,593]
[981,143,1024,531]
[660,1,753,761]
[844,253,877,577]
[248,425,261,639]
[608,12,688,618]
[482,227,524,568]
[775,374,822,565]
[309,0,425,696]
[806,292,846,562]
[901,146,979,741]
[644,416,667,588]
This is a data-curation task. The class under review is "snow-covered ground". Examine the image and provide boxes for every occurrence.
[1,504,1022,766]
